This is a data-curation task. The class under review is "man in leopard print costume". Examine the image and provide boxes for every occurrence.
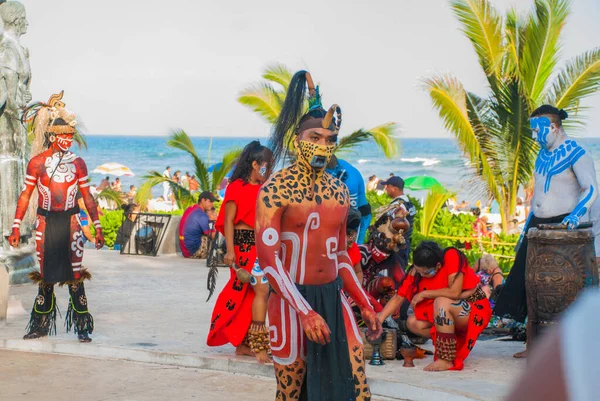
[256,70,382,401]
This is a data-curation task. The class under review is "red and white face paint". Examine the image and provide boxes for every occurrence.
[54,134,74,152]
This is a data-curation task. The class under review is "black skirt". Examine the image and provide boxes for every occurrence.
[296,277,356,401]
[39,207,79,284]
[493,213,568,322]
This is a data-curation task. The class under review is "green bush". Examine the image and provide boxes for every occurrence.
[410,208,518,272]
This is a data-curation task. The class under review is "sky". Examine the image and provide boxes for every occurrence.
[16,0,600,138]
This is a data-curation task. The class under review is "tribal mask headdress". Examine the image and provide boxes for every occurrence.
[269,70,342,169]
[22,91,79,151]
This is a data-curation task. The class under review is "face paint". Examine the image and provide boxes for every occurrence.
[530,117,553,148]
[298,140,335,170]
[416,266,438,278]
[55,134,74,152]
[259,163,268,178]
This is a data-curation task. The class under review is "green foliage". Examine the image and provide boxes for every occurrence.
[366,191,392,218]
[95,210,124,248]
[419,187,455,237]
[239,63,401,158]
[425,0,600,232]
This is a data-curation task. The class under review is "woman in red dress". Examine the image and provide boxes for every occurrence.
[207,141,274,363]
[378,241,491,371]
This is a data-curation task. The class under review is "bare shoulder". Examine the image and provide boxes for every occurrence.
[318,172,349,206]
[258,168,292,209]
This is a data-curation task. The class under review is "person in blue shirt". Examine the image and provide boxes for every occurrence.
[326,156,371,243]
[179,192,217,258]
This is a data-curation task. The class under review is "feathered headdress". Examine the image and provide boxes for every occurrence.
[22,91,78,148]
[269,71,342,164]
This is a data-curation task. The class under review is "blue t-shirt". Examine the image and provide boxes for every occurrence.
[326,159,371,243]
[182,208,211,255]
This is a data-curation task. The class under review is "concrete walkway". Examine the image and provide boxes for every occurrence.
[2,250,525,401]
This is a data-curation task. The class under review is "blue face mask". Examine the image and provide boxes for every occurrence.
[258,163,267,177]
[530,117,552,147]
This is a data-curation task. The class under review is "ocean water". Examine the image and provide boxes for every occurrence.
[79,135,600,203]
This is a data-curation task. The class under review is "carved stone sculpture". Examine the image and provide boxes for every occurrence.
[0,2,34,323]
[0,1,31,247]
[526,227,598,345]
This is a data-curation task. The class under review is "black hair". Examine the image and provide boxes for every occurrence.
[472,207,481,217]
[269,70,328,165]
[121,203,139,214]
[346,208,362,232]
[530,105,568,126]
[400,241,469,298]
[229,140,274,184]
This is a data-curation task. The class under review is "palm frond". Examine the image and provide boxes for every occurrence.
[492,79,538,217]
[140,171,192,210]
[211,148,242,192]
[96,187,124,208]
[504,8,526,77]
[420,187,455,237]
[424,74,501,203]
[262,63,293,92]
[135,179,155,210]
[335,129,371,154]
[546,47,600,126]
[237,83,282,125]
[520,0,570,106]
[167,130,210,190]
[335,124,400,159]
[451,0,504,85]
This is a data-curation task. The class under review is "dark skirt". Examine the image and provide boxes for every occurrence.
[297,277,356,401]
[39,207,79,284]
[493,213,568,322]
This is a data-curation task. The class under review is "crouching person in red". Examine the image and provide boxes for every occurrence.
[378,241,491,371]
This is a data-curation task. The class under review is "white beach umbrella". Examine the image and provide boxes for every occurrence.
[92,162,135,177]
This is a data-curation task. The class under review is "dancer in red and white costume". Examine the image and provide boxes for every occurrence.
[8,91,104,342]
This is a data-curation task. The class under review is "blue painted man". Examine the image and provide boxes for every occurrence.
[494,105,600,358]
[326,156,371,244]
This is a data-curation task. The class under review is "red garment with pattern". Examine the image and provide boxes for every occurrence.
[208,179,261,347]
[397,248,491,370]
[215,179,261,234]
[206,241,256,347]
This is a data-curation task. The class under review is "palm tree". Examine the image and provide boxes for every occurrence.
[425,0,600,231]
[137,130,241,210]
[238,63,400,158]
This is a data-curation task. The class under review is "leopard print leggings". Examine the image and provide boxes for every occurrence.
[273,344,371,401]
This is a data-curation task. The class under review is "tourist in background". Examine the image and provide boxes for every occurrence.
[367,175,379,192]
[127,185,137,204]
[326,155,372,243]
[208,140,274,364]
[178,191,217,259]
[189,175,200,193]
[181,171,190,189]
[98,176,110,191]
[162,166,171,201]
[112,177,122,192]
[382,176,416,269]
[472,254,504,303]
